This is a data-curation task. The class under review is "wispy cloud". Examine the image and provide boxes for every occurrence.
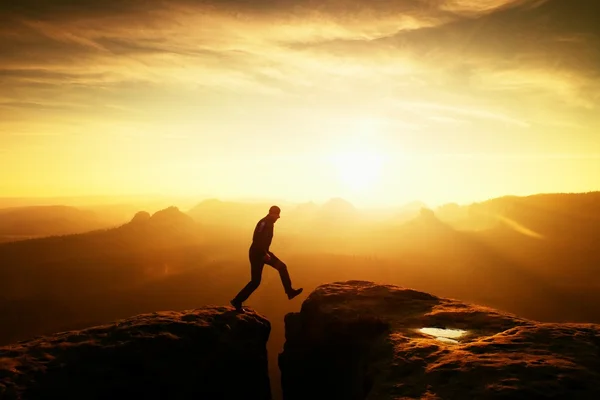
[440,0,538,15]
[397,101,530,127]
[0,0,598,132]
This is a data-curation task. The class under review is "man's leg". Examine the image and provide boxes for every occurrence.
[265,252,303,300]
[231,253,264,309]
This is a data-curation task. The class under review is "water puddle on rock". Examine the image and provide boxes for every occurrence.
[418,327,467,344]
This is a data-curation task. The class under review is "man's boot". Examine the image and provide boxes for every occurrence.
[230,298,244,312]
[287,288,303,300]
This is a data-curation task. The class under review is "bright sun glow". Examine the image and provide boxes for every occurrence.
[327,117,387,192]
[332,149,384,191]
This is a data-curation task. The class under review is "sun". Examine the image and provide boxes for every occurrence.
[325,116,388,193]
[331,149,384,191]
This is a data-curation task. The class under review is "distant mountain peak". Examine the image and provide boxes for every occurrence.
[149,206,195,225]
[130,211,151,224]
[122,206,196,232]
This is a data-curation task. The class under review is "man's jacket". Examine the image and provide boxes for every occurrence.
[250,216,274,253]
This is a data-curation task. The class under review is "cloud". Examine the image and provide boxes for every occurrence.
[0,1,547,56]
[0,68,111,84]
[307,0,600,109]
[0,101,77,111]
[397,101,530,127]
[439,0,540,15]
[0,0,516,21]
[0,0,598,121]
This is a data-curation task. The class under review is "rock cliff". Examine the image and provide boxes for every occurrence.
[279,281,600,399]
[0,306,271,400]
[3,282,599,400]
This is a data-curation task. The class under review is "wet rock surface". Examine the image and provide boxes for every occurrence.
[279,281,600,399]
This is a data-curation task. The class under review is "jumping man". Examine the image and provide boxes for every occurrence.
[230,205,303,311]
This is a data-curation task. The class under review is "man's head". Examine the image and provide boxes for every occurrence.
[268,205,281,222]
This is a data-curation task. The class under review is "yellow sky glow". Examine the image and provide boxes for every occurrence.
[1,0,599,207]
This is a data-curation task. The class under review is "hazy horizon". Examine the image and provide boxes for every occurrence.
[2,189,599,212]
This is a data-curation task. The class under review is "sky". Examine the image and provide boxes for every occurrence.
[1,0,599,207]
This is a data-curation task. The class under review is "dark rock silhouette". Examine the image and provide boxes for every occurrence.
[130,210,151,224]
[147,206,196,230]
[0,306,271,400]
[279,281,600,399]
[119,206,194,230]
[118,206,197,239]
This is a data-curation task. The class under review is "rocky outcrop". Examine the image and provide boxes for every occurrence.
[148,206,195,229]
[0,306,271,400]
[279,281,600,399]
[130,211,151,224]
[116,206,198,245]
[121,207,196,233]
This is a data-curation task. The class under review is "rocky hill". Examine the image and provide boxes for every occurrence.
[2,281,599,399]
[0,306,271,400]
[279,281,600,399]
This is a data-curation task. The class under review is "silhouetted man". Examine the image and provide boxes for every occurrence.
[231,205,303,311]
